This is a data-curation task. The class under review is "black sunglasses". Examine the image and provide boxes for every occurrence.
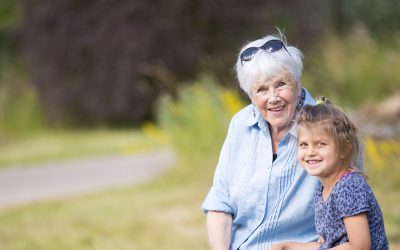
[240,39,291,65]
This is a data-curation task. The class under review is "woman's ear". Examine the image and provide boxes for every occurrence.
[297,83,302,96]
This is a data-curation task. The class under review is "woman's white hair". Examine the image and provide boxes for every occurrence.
[235,33,303,95]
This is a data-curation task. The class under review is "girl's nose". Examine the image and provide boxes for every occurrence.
[306,146,316,155]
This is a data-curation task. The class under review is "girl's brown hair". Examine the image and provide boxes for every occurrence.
[297,97,360,171]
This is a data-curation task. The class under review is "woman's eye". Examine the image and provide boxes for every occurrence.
[277,82,286,88]
[257,87,267,93]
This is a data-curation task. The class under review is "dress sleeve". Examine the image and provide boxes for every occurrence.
[201,118,236,215]
[334,175,370,219]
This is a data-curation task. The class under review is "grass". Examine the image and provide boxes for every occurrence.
[0,173,212,250]
[0,128,168,169]
[0,152,398,250]
[0,82,398,249]
[0,81,237,250]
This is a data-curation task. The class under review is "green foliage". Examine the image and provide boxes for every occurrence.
[0,86,44,135]
[331,0,400,39]
[16,0,263,125]
[157,77,246,165]
[303,30,400,106]
[365,138,400,190]
[0,0,20,29]
[0,64,45,139]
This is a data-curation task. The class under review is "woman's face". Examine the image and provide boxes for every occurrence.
[250,68,301,132]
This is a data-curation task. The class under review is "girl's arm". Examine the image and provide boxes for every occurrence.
[329,213,371,250]
[269,241,321,250]
[207,211,232,250]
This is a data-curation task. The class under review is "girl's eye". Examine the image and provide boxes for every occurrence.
[298,143,307,148]
[317,142,326,147]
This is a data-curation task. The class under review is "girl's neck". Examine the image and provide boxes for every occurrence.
[320,168,350,200]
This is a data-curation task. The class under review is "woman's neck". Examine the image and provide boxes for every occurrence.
[269,124,292,153]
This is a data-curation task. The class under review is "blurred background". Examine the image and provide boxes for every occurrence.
[0,0,399,249]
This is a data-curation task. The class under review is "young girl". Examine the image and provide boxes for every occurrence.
[270,97,388,250]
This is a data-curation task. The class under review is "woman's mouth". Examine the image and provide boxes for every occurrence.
[268,105,285,113]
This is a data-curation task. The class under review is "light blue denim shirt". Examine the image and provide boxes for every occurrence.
[202,88,320,250]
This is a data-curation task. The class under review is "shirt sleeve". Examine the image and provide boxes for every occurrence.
[201,118,236,215]
[334,175,370,219]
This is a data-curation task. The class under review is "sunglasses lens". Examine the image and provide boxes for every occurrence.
[240,47,259,62]
[260,39,284,53]
[240,40,287,64]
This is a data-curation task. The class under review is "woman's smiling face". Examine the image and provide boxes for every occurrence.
[250,68,301,132]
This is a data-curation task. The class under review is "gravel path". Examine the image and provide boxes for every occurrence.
[0,148,176,208]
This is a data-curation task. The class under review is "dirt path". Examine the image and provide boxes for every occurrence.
[0,148,176,208]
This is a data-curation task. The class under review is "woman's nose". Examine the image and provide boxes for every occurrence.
[267,88,279,103]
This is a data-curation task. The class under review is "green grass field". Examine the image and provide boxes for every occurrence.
[0,83,398,249]
[0,165,212,250]
[0,136,398,250]
[0,128,167,169]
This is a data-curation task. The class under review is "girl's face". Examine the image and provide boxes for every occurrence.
[297,126,343,180]
[250,68,300,133]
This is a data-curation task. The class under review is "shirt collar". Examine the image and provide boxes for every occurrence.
[241,105,260,126]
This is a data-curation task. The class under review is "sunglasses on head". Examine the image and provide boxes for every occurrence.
[240,39,291,65]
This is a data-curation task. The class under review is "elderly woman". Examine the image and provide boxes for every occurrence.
[202,34,320,249]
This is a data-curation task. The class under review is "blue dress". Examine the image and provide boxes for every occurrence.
[314,172,389,250]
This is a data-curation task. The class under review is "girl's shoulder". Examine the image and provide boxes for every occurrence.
[331,172,372,204]
[336,172,369,190]
[331,173,373,217]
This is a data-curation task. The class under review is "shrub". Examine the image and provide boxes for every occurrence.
[364,138,400,190]
[303,29,400,106]
[157,78,245,166]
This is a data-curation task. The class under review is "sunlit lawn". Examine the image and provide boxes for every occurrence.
[0,83,398,249]
[0,158,212,250]
[0,127,167,169]
[0,145,398,250]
